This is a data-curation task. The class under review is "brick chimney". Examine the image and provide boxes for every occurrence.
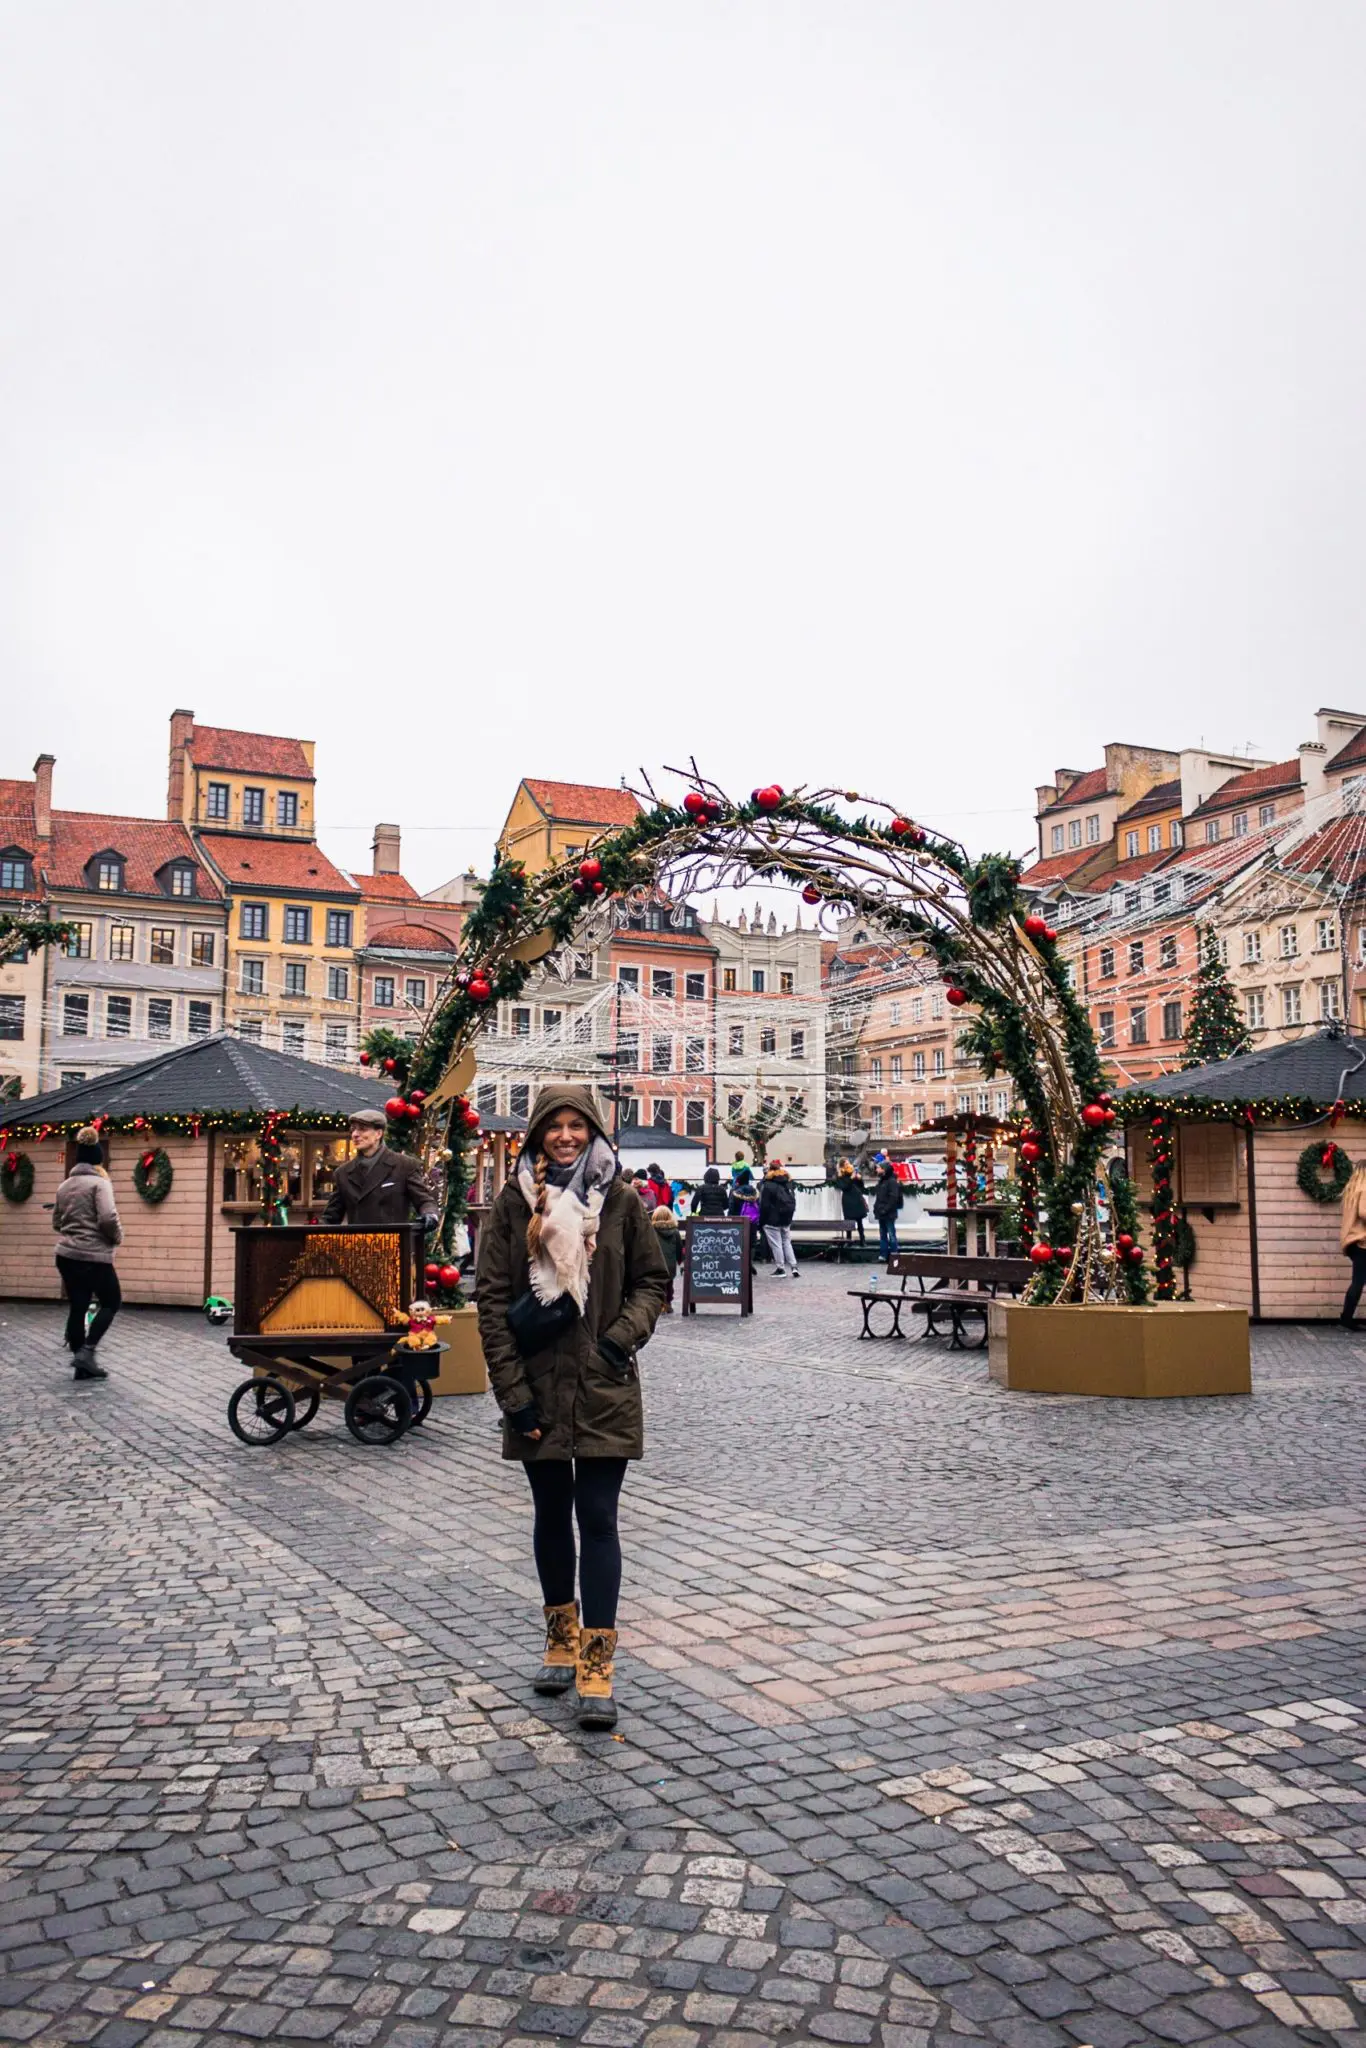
[167,708,195,821]
[371,822,401,875]
[32,755,53,840]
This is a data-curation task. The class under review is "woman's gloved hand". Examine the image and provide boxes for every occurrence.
[507,1401,543,1440]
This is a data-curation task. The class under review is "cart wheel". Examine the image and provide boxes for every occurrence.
[345,1374,412,1445]
[288,1386,321,1430]
[229,1375,296,1445]
[409,1378,433,1427]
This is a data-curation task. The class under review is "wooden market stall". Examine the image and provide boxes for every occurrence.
[1122,1025,1366,1322]
[0,1034,396,1310]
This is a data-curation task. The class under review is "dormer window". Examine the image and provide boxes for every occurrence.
[0,848,31,892]
[89,853,125,892]
[167,864,197,898]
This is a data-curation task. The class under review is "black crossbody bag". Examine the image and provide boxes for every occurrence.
[506,1287,579,1358]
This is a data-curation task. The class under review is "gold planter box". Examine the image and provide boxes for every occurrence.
[431,1307,490,1396]
[988,1300,1251,1398]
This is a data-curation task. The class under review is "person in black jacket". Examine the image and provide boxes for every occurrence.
[690,1167,730,1217]
[837,1162,869,1247]
[872,1161,904,1261]
[758,1160,799,1276]
[323,1109,441,1229]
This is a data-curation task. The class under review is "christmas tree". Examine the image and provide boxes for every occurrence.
[1183,923,1252,1067]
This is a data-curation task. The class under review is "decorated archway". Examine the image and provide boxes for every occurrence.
[368,777,1148,1307]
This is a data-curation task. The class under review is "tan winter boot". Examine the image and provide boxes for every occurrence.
[575,1627,618,1730]
[534,1602,580,1694]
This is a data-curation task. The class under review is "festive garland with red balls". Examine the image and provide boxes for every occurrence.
[1297,1139,1353,1204]
[132,1146,173,1204]
[1149,1113,1177,1299]
[0,1150,34,1203]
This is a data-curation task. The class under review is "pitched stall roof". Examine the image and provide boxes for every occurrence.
[187,725,314,780]
[197,832,358,896]
[1187,759,1301,820]
[1124,1028,1366,1110]
[46,813,223,899]
[0,1033,392,1132]
[522,779,642,827]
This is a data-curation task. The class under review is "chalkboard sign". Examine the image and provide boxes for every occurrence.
[682,1217,752,1315]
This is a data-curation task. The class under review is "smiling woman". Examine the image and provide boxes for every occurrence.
[474,1083,669,1733]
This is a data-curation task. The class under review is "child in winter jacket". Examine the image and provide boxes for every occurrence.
[652,1206,681,1311]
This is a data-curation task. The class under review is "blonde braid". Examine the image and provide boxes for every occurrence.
[525,1149,551,1257]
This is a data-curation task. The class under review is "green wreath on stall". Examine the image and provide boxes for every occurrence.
[0,1150,34,1203]
[133,1146,173,1204]
[1297,1138,1353,1204]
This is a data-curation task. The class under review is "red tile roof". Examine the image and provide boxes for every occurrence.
[196,832,357,896]
[1187,758,1300,818]
[45,812,223,900]
[1325,726,1366,775]
[0,780,36,845]
[187,724,314,780]
[522,779,641,827]
[1022,846,1101,888]
[358,872,420,902]
[365,920,456,953]
[1280,814,1366,885]
[1115,778,1182,823]
[1040,767,1110,814]
[1090,848,1177,887]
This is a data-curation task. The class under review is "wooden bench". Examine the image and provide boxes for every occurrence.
[848,1253,1033,1348]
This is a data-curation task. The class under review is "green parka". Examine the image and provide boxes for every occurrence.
[474,1092,669,1462]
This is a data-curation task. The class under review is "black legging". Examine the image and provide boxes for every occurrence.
[56,1257,122,1352]
[1343,1247,1366,1322]
[523,1458,628,1628]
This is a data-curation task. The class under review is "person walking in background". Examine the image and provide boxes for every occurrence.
[641,1162,672,1212]
[1340,1163,1366,1327]
[873,1160,904,1262]
[474,1085,669,1730]
[691,1166,730,1217]
[729,1165,763,1268]
[759,1158,799,1277]
[651,1204,681,1311]
[53,1126,123,1381]
[838,1161,869,1248]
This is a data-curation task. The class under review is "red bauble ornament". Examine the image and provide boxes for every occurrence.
[1043,927,1057,942]
[890,817,910,838]
[683,791,708,818]
[384,1097,407,1119]
[753,784,783,811]
[462,1107,481,1129]
[359,1051,371,1066]
[1082,1103,1108,1129]
[383,1057,397,1073]
[801,884,821,905]
[592,880,605,895]
[1103,1108,1116,1125]
[1116,1232,1134,1251]
[1127,1245,1144,1263]
[571,877,587,897]
[409,1088,426,1104]
[405,1101,422,1119]
[1020,1139,1042,1164]
[945,987,968,1007]
[1029,1243,1054,1265]
[468,976,492,1002]
[438,1264,460,1288]
[579,857,602,881]
[425,1262,441,1281]
[1023,913,1048,939]
[1098,1092,1112,1107]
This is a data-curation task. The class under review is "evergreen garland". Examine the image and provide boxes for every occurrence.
[1297,1138,1353,1204]
[1183,923,1253,1067]
[132,1146,173,1204]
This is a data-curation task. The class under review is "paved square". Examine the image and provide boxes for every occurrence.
[2,1262,1365,2046]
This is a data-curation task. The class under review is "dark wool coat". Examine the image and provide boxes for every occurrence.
[475,1172,670,1462]
[872,1171,905,1221]
[758,1171,797,1229]
[322,1146,439,1228]
[839,1173,868,1220]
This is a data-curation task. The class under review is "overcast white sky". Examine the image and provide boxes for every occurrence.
[3,1,1364,894]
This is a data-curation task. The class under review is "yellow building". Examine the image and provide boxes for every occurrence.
[167,712,362,1065]
[496,778,641,876]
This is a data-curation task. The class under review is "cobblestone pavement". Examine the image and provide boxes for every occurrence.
[3,1261,1366,2048]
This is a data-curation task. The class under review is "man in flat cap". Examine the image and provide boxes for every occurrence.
[323,1108,441,1230]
